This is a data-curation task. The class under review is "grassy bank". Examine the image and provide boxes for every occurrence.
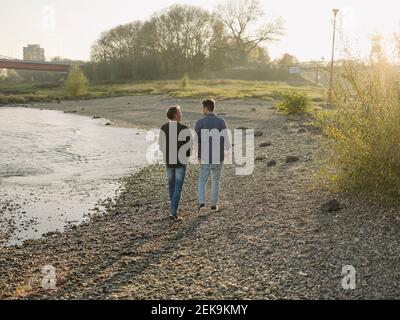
[0,79,325,105]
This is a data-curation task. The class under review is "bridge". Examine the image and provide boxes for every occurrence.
[0,55,71,73]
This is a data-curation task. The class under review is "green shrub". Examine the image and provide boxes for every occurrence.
[181,73,190,89]
[316,58,400,202]
[277,91,311,115]
[64,65,89,97]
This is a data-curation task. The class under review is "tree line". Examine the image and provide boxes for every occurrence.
[1,0,301,85]
[85,0,298,82]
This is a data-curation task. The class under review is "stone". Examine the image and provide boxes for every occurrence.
[286,156,300,163]
[267,160,277,167]
[321,199,343,213]
[260,142,272,148]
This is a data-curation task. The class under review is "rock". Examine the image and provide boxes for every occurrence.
[286,156,300,163]
[267,160,277,167]
[92,115,101,119]
[255,156,266,162]
[64,110,77,114]
[105,122,114,126]
[255,131,263,137]
[297,128,307,134]
[42,231,61,238]
[321,199,343,213]
[260,142,272,148]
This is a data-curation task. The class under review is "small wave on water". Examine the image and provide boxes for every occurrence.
[0,107,153,246]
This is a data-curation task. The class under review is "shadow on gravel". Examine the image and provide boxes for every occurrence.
[77,215,210,299]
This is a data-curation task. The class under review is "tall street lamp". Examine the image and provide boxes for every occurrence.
[328,8,339,104]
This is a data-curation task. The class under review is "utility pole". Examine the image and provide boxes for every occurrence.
[328,9,339,104]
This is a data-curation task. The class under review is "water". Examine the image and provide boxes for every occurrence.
[0,107,152,246]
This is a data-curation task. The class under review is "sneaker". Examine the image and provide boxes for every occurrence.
[198,204,208,215]
[211,206,219,213]
[169,214,179,221]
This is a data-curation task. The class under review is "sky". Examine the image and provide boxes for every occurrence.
[1,0,400,62]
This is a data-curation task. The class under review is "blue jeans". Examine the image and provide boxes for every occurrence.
[167,166,187,216]
[198,164,223,207]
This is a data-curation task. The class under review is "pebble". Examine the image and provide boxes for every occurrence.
[286,156,300,163]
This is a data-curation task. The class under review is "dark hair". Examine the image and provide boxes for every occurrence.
[202,99,215,112]
[167,106,180,120]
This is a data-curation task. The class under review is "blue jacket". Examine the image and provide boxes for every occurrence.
[195,113,231,164]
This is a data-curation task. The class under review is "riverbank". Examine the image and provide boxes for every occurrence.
[0,79,324,105]
[1,95,400,299]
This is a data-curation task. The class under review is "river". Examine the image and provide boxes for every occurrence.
[0,107,152,246]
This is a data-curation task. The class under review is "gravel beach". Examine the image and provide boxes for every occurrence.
[1,95,400,299]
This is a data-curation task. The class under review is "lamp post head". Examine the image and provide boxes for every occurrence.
[333,9,339,17]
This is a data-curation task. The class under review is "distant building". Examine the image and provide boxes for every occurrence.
[23,44,45,61]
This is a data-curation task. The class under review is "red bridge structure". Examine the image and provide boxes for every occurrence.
[0,55,71,73]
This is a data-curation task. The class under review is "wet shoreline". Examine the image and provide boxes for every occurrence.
[0,107,152,246]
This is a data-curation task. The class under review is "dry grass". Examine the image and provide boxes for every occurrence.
[0,79,324,104]
[316,58,400,203]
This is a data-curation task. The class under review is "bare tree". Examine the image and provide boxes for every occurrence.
[215,0,284,64]
[153,5,214,73]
